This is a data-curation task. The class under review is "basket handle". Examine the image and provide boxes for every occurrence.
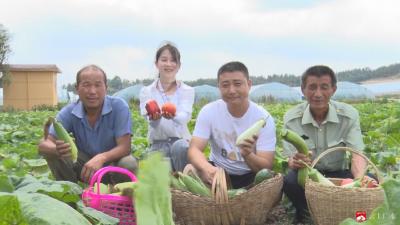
[210,168,235,225]
[211,168,229,204]
[310,147,383,183]
[89,166,138,194]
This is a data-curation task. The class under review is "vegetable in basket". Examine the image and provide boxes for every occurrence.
[254,168,275,185]
[177,172,211,197]
[340,176,379,188]
[227,188,247,199]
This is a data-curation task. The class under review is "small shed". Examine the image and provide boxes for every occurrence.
[1,64,61,110]
[194,84,220,103]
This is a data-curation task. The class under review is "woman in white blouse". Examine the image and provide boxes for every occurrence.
[139,42,195,171]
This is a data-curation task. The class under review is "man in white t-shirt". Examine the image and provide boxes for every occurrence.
[188,61,276,188]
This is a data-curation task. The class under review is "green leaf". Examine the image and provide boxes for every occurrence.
[0,192,28,225]
[0,175,14,192]
[382,179,400,224]
[2,157,18,169]
[22,158,48,167]
[16,192,92,225]
[15,176,82,204]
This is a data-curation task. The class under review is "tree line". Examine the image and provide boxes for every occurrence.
[62,63,400,95]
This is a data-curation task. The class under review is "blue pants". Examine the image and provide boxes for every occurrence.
[150,138,189,172]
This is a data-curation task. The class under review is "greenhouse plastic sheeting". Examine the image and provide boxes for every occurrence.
[333,82,375,100]
[113,84,144,103]
[250,82,302,103]
[194,84,220,103]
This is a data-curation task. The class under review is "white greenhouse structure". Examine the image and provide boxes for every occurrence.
[333,82,375,101]
[112,84,144,103]
[194,85,220,103]
[250,82,302,103]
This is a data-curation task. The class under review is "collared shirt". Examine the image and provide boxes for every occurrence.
[139,79,195,142]
[49,95,132,157]
[283,100,365,172]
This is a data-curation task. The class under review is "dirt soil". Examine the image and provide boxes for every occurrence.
[264,203,293,225]
[264,202,315,225]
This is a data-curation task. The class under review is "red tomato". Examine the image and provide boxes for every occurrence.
[145,99,161,116]
[340,178,354,186]
[162,102,176,116]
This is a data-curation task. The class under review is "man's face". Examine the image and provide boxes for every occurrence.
[218,71,251,106]
[302,74,336,112]
[76,69,107,111]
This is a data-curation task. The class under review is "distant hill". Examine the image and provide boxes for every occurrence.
[336,63,400,84]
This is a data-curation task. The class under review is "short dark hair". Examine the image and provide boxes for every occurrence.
[76,64,107,86]
[155,42,181,65]
[217,61,249,80]
[301,65,337,88]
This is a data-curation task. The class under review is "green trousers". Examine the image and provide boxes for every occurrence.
[46,150,138,184]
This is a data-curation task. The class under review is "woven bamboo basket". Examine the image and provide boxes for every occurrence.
[305,147,385,225]
[172,168,283,225]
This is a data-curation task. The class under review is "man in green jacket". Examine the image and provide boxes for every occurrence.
[282,65,367,224]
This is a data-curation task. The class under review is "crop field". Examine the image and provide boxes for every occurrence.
[0,100,399,224]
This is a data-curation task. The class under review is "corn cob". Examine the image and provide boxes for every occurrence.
[114,182,137,192]
[93,182,110,194]
[170,174,188,191]
[50,117,78,162]
[281,129,309,188]
[236,118,267,146]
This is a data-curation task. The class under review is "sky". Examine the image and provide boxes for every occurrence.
[1,0,400,87]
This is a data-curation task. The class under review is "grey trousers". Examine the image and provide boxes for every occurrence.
[150,138,189,172]
[46,150,138,184]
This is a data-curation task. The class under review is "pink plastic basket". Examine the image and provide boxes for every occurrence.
[82,166,137,225]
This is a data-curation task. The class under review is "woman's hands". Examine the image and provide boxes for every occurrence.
[148,111,175,120]
[148,111,162,120]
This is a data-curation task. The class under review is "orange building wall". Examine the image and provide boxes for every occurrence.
[3,71,58,110]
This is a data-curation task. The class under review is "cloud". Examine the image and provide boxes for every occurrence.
[62,46,152,80]
[110,0,400,43]
[3,0,400,43]
[2,0,400,86]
